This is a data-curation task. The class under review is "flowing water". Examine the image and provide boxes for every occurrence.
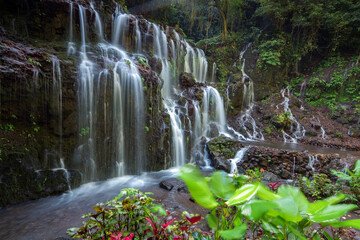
[229,146,250,175]
[0,169,179,240]
[235,43,264,141]
[4,2,360,239]
[277,86,306,143]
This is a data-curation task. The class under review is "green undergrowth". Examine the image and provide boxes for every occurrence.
[290,54,360,112]
[69,162,360,240]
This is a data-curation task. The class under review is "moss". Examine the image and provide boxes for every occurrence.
[264,126,272,135]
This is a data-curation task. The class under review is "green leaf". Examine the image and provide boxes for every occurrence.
[241,200,277,220]
[262,220,281,233]
[277,185,309,213]
[322,219,360,229]
[209,171,235,200]
[206,212,218,229]
[267,197,303,222]
[310,204,357,222]
[227,183,260,206]
[179,164,218,209]
[323,231,334,240]
[331,170,352,181]
[256,184,279,200]
[354,160,360,175]
[219,224,247,239]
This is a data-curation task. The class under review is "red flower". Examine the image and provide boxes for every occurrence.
[260,168,264,172]
[185,215,201,224]
[268,182,281,191]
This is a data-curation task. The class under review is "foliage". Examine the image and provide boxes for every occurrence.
[331,160,360,200]
[256,37,286,68]
[79,127,90,137]
[289,55,360,110]
[68,188,208,240]
[28,58,42,67]
[295,174,337,200]
[271,111,292,130]
[136,56,147,67]
[180,164,360,240]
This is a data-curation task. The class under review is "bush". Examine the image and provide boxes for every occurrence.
[179,164,360,240]
[67,188,209,240]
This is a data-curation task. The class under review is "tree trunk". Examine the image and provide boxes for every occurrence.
[220,10,227,41]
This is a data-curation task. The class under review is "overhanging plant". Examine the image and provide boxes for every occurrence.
[179,164,360,240]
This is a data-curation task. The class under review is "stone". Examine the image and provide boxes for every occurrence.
[179,72,196,88]
[159,180,174,191]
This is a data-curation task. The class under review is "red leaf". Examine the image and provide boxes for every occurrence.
[122,232,135,240]
[179,227,188,231]
[185,215,201,224]
[110,232,123,240]
[162,218,176,228]
[145,217,157,235]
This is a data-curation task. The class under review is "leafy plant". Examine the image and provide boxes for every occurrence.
[136,56,147,67]
[180,164,360,240]
[28,58,42,67]
[79,127,90,137]
[68,188,207,240]
[331,160,360,200]
[5,124,15,132]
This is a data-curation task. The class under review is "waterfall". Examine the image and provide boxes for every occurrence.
[64,2,230,178]
[308,155,319,173]
[229,146,249,175]
[90,2,104,40]
[134,19,142,53]
[165,102,186,167]
[211,62,217,83]
[236,43,264,141]
[277,86,306,143]
[67,2,76,55]
[51,56,63,156]
[113,13,129,47]
[66,3,147,180]
[202,86,227,135]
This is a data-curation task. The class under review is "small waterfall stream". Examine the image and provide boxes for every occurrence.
[229,146,250,175]
[236,43,264,141]
[277,86,306,143]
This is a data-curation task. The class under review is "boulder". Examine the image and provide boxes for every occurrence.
[179,72,196,88]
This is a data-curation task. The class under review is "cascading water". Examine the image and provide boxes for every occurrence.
[64,2,230,178]
[67,2,76,55]
[202,86,227,135]
[51,56,63,156]
[229,146,249,175]
[308,155,319,173]
[277,86,306,143]
[236,43,264,141]
[67,4,146,180]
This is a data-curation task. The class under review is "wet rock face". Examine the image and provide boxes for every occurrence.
[206,136,245,171]
[0,153,81,207]
[206,137,357,180]
[179,72,196,88]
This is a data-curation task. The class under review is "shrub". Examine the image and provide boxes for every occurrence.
[67,188,208,240]
[179,164,360,240]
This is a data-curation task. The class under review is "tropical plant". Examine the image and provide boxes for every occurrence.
[68,188,208,240]
[331,160,360,199]
[179,164,360,240]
